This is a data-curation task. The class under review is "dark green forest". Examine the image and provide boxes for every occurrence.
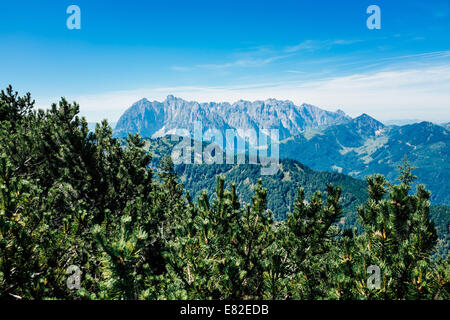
[143,136,369,224]
[0,87,448,300]
[143,136,450,257]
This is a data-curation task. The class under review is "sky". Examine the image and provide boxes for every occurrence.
[0,0,449,122]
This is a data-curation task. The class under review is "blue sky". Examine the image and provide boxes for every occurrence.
[0,0,449,122]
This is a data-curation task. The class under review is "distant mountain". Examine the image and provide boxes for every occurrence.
[440,122,450,131]
[113,96,351,140]
[385,120,450,129]
[114,96,450,205]
[382,119,422,126]
[279,116,450,205]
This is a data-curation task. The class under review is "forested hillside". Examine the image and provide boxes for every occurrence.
[0,87,448,300]
[279,115,450,205]
[144,136,450,251]
[142,136,368,225]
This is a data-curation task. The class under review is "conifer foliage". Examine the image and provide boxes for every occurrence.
[0,87,448,300]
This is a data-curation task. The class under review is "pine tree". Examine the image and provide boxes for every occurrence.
[336,159,443,299]
[281,184,342,299]
[91,215,149,299]
[0,154,47,299]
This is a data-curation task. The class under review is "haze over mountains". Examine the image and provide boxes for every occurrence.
[113,96,450,205]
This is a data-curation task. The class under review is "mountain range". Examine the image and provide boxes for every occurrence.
[113,95,350,140]
[278,116,450,205]
[113,96,450,205]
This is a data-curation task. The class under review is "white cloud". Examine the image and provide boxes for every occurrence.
[35,63,450,123]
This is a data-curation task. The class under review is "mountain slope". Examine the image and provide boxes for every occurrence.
[143,136,367,228]
[176,158,368,226]
[441,122,450,131]
[279,118,450,205]
[142,136,449,253]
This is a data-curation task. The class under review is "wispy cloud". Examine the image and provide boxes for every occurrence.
[376,50,450,62]
[196,54,292,70]
[42,56,450,123]
[285,70,306,74]
[284,39,362,53]
[170,39,362,72]
[170,45,293,72]
[170,66,193,72]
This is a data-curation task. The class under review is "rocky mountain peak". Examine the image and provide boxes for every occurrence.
[113,97,352,139]
[350,113,385,135]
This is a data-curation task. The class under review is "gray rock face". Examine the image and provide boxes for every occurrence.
[113,96,351,140]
